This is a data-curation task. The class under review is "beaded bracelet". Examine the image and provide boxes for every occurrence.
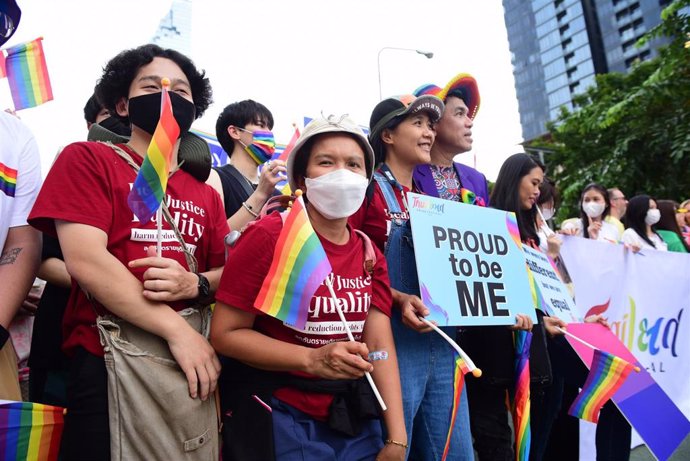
[242,201,259,218]
[385,439,409,449]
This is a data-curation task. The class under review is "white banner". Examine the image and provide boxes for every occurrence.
[559,236,690,457]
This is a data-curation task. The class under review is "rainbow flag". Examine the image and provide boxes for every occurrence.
[4,38,53,110]
[127,85,180,223]
[254,194,332,329]
[0,51,6,79]
[271,125,300,195]
[569,349,636,423]
[0,400,64,461]
[0,162,18,197]
[441,354,471,460]
[513,330,532,461]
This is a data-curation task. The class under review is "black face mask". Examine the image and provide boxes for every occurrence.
[98,116,132,137]
[127,91,195,137]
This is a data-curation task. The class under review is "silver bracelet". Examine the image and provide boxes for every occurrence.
[242,201,259,218]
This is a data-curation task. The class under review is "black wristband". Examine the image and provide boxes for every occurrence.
[0,324,9,349]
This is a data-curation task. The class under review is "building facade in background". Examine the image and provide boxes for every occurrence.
[503,0,672,141]
[151,0,192,57]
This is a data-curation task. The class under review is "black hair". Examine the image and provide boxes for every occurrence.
[578,183,610,239]
[490,153,544,244]
[656,200,690,252]
[94,44,212,124]
[215,99,274,157]
[83,94,103,124]
[538,177,559,208]
[625,195,659,248]
[369,116,405,167]
[292,132,373,191]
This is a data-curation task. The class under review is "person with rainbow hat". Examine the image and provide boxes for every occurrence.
[412,74,536,460]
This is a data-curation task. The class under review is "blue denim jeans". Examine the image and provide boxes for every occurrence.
[386,220,474,461]
[272,398,383,461]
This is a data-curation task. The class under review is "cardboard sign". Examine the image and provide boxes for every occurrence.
[407,192,536,326]
[523,245,582,322]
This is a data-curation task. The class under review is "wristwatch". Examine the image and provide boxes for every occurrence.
[195,273,210,302]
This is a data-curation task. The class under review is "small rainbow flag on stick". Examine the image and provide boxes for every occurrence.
[4,38,53,110]
[0,162,18,197]
[127,78,180,224]
[569,349,636,423]
[441,354,472,461]
[513,330,532,461]
[0,400,64,461]
[254,192,332,329]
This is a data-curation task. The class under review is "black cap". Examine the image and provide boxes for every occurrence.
[0,0,21,47]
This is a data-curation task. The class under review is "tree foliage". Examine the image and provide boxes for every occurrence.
[533,0,690,222]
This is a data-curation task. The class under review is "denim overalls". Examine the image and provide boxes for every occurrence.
[375,167,474,461]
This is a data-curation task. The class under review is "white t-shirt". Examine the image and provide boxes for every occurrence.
[621,228,668,252]
[561,218,621,243]
[0,111,42,249]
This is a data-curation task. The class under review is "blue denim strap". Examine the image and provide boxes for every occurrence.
[373,172,402,214]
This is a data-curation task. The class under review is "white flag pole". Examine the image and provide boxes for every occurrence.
[325,278,387,411]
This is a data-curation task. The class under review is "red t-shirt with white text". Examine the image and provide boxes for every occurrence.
[28,142,229,357]
[349,181,410,252]
[215,212,392,420]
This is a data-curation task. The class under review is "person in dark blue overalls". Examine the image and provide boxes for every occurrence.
[350,94,475,461]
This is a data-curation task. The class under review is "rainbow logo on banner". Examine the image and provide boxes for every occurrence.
[569,348,636,423]
[254,194,332,329]
[4,38,53,110]
[0,400,64,461]
[0,162,18,197]
[127,82,180,223]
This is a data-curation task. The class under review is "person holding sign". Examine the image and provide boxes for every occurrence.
[351,94,476,460]
[459,153,567,460]
[211,115,406,461]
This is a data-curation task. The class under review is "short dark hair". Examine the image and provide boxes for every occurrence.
[83,94,103,124]
[94,44,212,124]
[215,100,274,157]
[578,183,610,239]
[490,153,544,244]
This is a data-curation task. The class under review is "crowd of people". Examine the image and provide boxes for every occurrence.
[1,33,689,461]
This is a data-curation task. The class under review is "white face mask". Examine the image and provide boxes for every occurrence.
[645,209,661,226]
[305,169,369,220]
[583,201,605,219]
[540,207,555,221]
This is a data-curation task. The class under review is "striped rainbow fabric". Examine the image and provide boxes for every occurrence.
[0,51,6,79]
[0,162,18,197]
[569,349,635,423]
[254,194,332,329]
[0,400,64,461]
[4,38,53,110]
[127,82,180,223]
[513,330,532,461]
[441,354,471,461]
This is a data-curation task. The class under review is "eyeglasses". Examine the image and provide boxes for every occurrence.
[611,197,627,202]
[677,208,688,213]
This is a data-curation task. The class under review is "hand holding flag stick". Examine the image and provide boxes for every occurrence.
[417,316,482,378]
[536,205,555,237]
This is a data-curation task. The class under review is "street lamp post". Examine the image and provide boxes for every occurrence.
[377,47,434,100]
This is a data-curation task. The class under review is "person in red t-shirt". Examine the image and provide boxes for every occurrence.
[28,44,228,460]
[211,115,406,461]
